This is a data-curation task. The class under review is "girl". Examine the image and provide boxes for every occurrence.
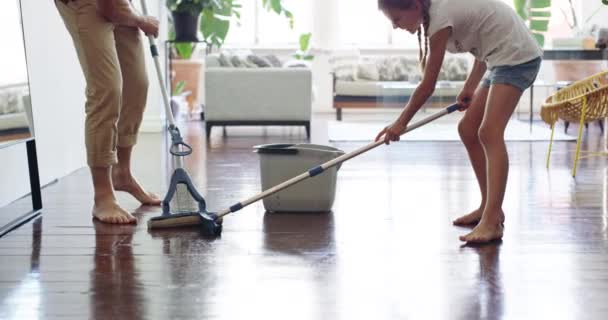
[374,0,542,243]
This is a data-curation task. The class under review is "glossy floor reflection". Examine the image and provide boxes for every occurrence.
[1,115,608,319]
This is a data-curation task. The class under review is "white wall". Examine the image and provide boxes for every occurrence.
[0,0,166,207]
[136,0,167,133]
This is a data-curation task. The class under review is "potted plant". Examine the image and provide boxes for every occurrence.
[294,33,314,62]
[166,0,206,41]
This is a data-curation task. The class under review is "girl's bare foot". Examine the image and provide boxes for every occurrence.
[459,210,505,243]
[112,167,162,206]
[92,198,136,224]
[453,208,483,226]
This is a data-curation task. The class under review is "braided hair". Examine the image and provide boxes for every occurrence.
[378,0,431,71]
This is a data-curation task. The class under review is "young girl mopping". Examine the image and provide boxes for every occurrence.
[374,0,542,243]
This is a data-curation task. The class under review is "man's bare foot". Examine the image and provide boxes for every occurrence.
[112,167,162,206]
[459,213,505,243]
[453,208,483,226]
[92,199,136,224]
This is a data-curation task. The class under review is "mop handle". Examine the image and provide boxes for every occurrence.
[216,102,464,218]
[139,0,177,127]
[139,0,193,159]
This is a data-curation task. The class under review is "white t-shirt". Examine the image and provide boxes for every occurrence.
[426,0,542,69]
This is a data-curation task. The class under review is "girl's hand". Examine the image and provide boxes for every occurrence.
[375,120,408,145]
[457,89,474,111]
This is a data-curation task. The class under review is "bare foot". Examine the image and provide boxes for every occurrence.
[92,199,136,224]
[112,167,162,206]
[453,208,483,226]
[459,218,504,243]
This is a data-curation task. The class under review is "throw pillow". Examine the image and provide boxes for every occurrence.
[356,62,380,81]
[264,54,283,67]
[376,57,395,81]
[247,54,272,68]
[218,53,234,67]
[230,55,245,68]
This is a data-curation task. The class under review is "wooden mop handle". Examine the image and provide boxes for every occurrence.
[215,102,463,218]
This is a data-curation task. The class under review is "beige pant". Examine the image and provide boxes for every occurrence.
[55,0,148,167]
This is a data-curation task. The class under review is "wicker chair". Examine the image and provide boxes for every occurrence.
[541,70,608,177]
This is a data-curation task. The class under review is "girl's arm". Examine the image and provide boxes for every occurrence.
[375,27,451,143]
[396,27,451,126]
[464,59,487,90]
[457,59,487,107]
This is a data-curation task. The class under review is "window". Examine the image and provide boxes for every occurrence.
[224,0,313,46]
[223,0,256,45]
[258,0,313,45]
[0,0,28,86]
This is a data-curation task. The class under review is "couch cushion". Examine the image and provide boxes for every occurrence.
[329,49,360,81]
[356,62,380,81]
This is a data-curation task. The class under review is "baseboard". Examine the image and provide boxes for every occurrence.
[139,115,165,133]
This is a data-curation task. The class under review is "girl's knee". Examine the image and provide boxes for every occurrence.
[458,119,480,144]
[478,124,503,146]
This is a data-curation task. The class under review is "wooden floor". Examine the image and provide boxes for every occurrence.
[1,113,608,319]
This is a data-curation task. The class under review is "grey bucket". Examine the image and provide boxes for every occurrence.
[254,143,345,213]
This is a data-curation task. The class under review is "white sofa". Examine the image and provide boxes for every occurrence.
[330,50,469,120]
[204,54,312,138]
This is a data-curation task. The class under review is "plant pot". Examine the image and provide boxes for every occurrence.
[172,11,200,42]
[171,59,203,116]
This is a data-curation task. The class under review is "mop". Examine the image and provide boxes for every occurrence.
[139,0,222,236]
[147,102,466,237]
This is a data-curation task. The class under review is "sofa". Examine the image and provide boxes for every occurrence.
[330,50,469,120]
[204,52,312,137]
[0,84,33,143]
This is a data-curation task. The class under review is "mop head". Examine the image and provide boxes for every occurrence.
[148,169,222,237]
[147,211,222,237]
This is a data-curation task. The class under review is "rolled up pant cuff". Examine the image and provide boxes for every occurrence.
[118,134,138,148]
[87,152,118,167]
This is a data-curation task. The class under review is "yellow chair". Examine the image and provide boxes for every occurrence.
[541,70,608,177]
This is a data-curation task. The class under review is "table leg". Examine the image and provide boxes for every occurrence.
[530,84,534,133]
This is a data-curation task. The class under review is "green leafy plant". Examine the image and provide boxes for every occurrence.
[173,80,186,96]
[200,0,242,50]
[262,0,294,29]
[293,33,314,61]
[513,0,552,47]
[167,0,293,52]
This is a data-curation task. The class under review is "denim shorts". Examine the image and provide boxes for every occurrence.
[481,56,542,92]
